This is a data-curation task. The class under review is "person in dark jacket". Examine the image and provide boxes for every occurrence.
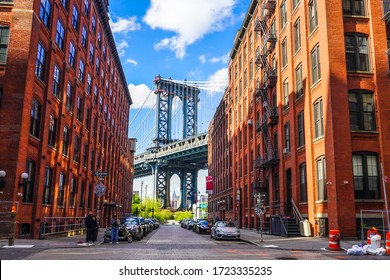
[85,211,98,245]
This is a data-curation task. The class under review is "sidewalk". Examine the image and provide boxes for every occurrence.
[239,228,362,251]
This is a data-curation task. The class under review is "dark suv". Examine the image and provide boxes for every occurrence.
[120,217,143,241]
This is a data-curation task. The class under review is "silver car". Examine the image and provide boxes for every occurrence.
[211,221,240,240]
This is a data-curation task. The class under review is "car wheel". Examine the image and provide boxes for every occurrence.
[127,235,133,243]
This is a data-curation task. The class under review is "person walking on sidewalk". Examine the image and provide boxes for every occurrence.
[110,215,120,244]
[85,211,98,245]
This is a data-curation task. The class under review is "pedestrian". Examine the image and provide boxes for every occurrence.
[110,215,120,244]
[85,211,98,245]
[227,218,235,227]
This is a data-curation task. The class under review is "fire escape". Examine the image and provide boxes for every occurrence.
[254,0,278,192]
[383,1,390,66]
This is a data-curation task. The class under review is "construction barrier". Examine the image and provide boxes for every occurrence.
[367,228,378,245]
[386,232,390,255]
[328,229,341,250]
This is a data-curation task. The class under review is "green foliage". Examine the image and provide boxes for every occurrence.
[131,196,173,222]
[173,211,193,221]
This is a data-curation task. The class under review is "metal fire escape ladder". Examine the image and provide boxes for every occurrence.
[254,0,278,170]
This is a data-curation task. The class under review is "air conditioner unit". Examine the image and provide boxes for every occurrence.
[247,119,253,125]
[283,148,290,154]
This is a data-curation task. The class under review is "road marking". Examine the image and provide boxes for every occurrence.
[2,245,35,248]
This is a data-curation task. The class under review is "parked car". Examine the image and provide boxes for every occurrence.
[180,219,189,228]
[151,218,160,229]
[193,219,207,232]
[120,217,143,241]
[210,221,240,240]
[139,217,149,236]
[104,225,133,243]
[195,220,211,234]
[145,219,155,231]
[185,219,194,230]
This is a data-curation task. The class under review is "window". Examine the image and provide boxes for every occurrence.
[299,163,308,203]
[309,0,318,33]
[297,111,305,147]
[314,98,324,138]
[97,32,102,48]
[349,90,375,131]
[283,79,289,110]
[69,177,77,208]
[284,122,290,152]
[66,82,73,111]
[85,106,90,130]
[74,135,80,163]
[48,114,57,148]
[87,74,92,94]
[81,26,87,48]
[29,99,41,138]
[71,5,79,31]
[83,0,89,16]
[0,27,10,64]
[82,143,88,167]
[95,57,100,75]
[23,159,36,203]
[62,126,70,156]
[68,41,76,68]
[345,33,370,72]
[293,0,300,10]
[43,166,53,205]
[55,20,65,51]
[78,59,84,82]
[52,65,61,99]
[353,153,381,199]
[35,42,46,82]
[76,95,83,121]
[316,156,326,201]
[91,15,96,33]
[293,18,301,53]
[93,86,98,104]
[89,43,94,63]
[57,172,65,206]
[60,0,68,10]
[280,0,287,28]
[342,0,365,16]
[39,0,51,28]
[295,64,303,99]
[281,37,288,68]
[311,45,321,84]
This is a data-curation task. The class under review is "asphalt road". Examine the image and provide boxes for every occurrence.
[0,224,352,260]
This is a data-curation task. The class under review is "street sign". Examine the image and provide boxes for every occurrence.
[93,171,108,177]
[94,182,106,197]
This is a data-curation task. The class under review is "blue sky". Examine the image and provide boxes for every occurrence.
[107,0,251,199]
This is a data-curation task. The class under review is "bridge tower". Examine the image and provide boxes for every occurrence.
[152,75,201,209]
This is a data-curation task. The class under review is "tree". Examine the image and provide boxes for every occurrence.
[174,211,193,221]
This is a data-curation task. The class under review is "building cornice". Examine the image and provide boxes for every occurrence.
[93,0,132,105]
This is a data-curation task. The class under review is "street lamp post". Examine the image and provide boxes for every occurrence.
[236,189,240,228]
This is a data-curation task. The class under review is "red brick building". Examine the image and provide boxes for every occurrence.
[208,0,390,237]
[0,0,135,238]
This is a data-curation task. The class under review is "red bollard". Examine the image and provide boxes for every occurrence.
[328,229,341,251]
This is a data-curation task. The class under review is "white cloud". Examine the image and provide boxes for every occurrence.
[116,40,129,56]
[109,15,141,34]
[209,53,230,64]
[128,84,156,109]
[143,0,237,59]
[126,59,138,66]
[198,54,206,64]
[206,67,228,97]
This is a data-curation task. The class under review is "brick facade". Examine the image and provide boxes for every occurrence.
[0,0,135,239]
[208,0,390,237]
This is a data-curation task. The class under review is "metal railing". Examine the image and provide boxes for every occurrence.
[359,209,389,245]
[291,199,303,222]
[40,216,86,238]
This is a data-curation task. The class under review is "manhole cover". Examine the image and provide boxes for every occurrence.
[275,257,298,260]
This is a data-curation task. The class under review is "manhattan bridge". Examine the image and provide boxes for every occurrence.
[131,75,227,210]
